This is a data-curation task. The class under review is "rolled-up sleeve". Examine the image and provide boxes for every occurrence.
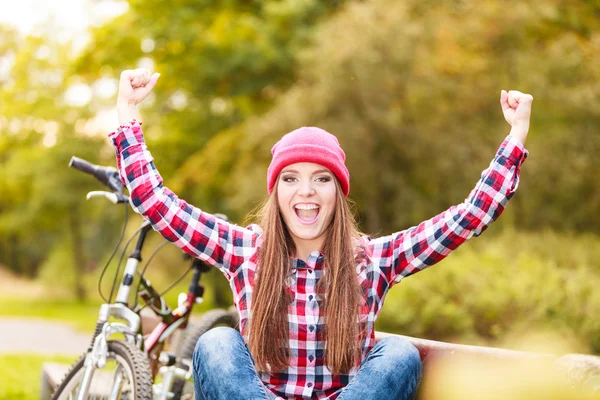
[368,135,528,286]
[108,121,258,278]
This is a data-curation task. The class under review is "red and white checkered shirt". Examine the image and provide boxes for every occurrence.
[109,121,528,399]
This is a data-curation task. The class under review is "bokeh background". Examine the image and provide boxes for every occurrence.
[0,0,599,398]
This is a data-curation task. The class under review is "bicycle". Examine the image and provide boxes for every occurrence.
[51,156,238,400]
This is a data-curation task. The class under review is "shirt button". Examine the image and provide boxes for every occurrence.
[308,295,313,301]
[309,325,315,332]
[309,355,315,362]
[307,382,313,388]
[308,269,313,274]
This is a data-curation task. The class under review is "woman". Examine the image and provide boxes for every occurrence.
[110,69,532,400]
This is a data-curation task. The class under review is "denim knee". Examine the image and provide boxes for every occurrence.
[192,326,269,399]
[196,326,240,348]
[193,326,242,372]
[378,336,423,380]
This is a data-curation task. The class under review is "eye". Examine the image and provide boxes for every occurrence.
[281,175,297,183]
[316,176,331,183]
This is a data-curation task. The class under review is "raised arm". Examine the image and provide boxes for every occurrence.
[109,69,258,277]
[369,90,533,286]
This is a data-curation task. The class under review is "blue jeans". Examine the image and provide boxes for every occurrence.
[192,327,422,400]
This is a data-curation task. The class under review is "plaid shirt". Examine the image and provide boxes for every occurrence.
[109,121,528,399]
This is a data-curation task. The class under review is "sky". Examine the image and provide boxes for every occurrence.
[0,0,131,136]
[0,0,127,35]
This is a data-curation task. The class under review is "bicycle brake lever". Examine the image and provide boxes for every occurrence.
[86,191,129,204]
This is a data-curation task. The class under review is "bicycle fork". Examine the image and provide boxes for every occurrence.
[76,303,142,399]
[76,222,153,398]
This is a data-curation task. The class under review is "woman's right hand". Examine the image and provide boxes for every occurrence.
[116,69,160,125]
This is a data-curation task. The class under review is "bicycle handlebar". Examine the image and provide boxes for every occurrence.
[69,156,125,194]
[69,156,96,175]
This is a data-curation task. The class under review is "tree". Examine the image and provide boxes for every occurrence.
[226,0,600,234]
[0,25,109,300]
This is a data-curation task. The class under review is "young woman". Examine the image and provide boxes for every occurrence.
[110,69,532,400]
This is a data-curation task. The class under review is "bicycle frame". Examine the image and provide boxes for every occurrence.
[76,220,209,399]
[66,156,220,400]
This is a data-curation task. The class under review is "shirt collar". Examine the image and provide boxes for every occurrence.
[291,250,325,269]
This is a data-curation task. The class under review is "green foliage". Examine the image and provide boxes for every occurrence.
[0,26,98,286]
[0,354,75,400]
[0,24,125,295]
[1,0,600,356]
[227,0,600,234]
[0,298,101,332]
[377,229,600,354]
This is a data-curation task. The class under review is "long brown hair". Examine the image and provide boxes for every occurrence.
[247,178,366,375]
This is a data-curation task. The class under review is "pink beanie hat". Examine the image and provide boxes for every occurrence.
[267,127,350,197]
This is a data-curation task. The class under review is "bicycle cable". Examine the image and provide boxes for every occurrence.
[97,204,129,303]
[138,264,194,313]
[157,265,194,298]
[132,239,169,310]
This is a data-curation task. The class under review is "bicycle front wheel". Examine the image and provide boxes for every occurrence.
[51,340,152,400]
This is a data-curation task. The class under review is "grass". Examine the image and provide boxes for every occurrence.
[0,354,76,400]
[0,298,101,333]
[0,267,102,332]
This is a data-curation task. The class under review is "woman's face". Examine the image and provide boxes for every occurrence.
[277,162,337,249]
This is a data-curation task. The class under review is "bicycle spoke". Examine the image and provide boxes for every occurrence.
[109,364,125,400]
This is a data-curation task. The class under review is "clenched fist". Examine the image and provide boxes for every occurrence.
[117,69,160,107]
[116,69,160,124]
[500,90,533,145]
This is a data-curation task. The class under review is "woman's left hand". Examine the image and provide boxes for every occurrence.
[500,90,533,145]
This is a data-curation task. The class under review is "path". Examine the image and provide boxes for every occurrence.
[0,318,90,355]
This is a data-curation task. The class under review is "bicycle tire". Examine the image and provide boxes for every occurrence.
[171,308,238,400]
[51,340,153,400]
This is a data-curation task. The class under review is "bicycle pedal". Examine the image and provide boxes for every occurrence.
[158,351,177,366]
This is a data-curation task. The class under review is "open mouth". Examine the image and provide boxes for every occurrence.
[294,203,320,224]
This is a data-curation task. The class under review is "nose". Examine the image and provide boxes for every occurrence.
[298,180,316,197]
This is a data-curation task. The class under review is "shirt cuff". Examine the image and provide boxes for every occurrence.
[108,120,145,152]
[497,134,529,166]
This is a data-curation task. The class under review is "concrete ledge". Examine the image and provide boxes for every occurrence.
[554,354,600,392]
[375,331,553,361]
[41,362,70,400]
[375,331,600,393]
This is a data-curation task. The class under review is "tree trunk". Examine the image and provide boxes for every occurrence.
[68,210,87,302]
